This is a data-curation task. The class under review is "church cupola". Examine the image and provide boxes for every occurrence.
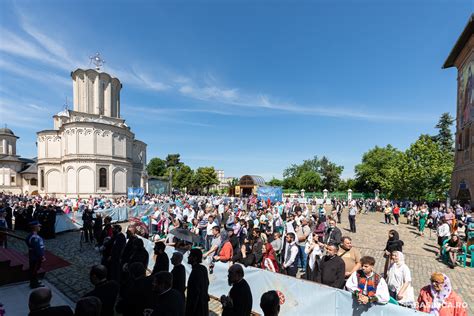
[0,127,18,156]
[71,53,122,118]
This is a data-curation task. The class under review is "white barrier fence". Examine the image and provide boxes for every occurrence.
[139,236,425,316]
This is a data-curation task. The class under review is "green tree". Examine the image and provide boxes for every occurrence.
[165,154,182,168]
[146,157,167,177]
[173,165,194,190]
[354,145,403,194]
[193,167,219,193]
[338,178,357,191]
[392,135,453,200]
[283,156,321,189]
[432,112,455,153]
[296,171,322,191]
[282,156,342,191]
[320,156,344,191]
[267,178,283,187]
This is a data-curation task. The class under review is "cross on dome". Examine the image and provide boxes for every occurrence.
[89,52,105,71]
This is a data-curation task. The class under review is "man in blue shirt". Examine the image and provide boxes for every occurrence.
[26,220,45,288]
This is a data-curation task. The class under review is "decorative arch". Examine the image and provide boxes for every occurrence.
[66,166,76,194]
[77,166,95,194]
[112,167,127,194]
[46,169,61,193]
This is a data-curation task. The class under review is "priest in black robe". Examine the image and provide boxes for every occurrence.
[185,249,209,316]
[221,264,253,316]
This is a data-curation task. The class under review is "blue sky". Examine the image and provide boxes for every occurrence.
[0,0,471,180]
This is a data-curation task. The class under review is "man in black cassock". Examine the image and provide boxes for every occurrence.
[185,248,209,316]
[316,243,346,289]
[171,252,186,300]
[221,264,253,316]
[149,272,184,316]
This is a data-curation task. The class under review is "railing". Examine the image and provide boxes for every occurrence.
[1,228,25,249]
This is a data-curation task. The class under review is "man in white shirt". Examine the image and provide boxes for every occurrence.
[205,215,217,250]
[282,232,299,277]
[345,256,390,305]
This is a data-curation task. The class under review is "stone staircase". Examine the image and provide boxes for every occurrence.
[0,248,45,286]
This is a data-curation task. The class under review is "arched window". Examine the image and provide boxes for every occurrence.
[99,168,107,188]
[40,170,44,189]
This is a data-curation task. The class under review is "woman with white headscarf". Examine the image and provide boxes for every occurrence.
[417,272,467,316]
[386,251,415,307]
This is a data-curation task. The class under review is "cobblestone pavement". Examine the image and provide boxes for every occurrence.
[337,211,474,315]
[7,230,226,314]
[7,211,473,315]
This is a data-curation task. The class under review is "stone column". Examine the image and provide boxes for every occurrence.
[347,189,352,201]
[2,139,6,155]
[301,189,305,198]
[73,77,79,111]
[94,76,100,115]
[117,93,120,118]
[104,81,112,117]
[323,188,328,200]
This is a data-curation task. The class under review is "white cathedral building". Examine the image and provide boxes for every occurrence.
[36,66,147,197]
[0,128,38,194]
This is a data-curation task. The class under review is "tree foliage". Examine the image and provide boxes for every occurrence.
[147,154,220,193]
[173,165,194,190]
[267,178,283,187]
[282,156,343,191]
[297,171,322,191]
[192,167,219,193]
[337,178,358,191]
[320,156,344,191]
[354,145,402,194]
[432,112,455,153]
[392,135,453,200]
[146,158,167,177]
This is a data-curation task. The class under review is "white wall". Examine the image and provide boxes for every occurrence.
[96,131,112,156]
[47,138,61,158]
[113,168,126,193]
[78,167,94,193]
[67,131,76,154]
[66,167,76,194]
[46,169,61,193]
[78,130,93,154]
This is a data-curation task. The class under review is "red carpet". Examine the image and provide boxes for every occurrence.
[41,250,71,272]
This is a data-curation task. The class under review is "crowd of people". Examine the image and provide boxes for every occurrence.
[0,193,472,315]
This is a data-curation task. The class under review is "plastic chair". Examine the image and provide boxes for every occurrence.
[469,245,474,268]
[456,244,467,267]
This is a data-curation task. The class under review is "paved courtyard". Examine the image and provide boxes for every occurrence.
[339,211,473,314]
[6,211,473,314]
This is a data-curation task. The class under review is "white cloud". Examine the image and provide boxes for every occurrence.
[0,9,433,124]
[0,97,50,129]
[0,58,70,87]
[17,11,81,70]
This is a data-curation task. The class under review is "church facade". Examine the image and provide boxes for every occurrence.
[36,68,147,197]
[444,14,474,205]
[0,128,38,195]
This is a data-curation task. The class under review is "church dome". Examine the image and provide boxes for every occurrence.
[0,127,15,136]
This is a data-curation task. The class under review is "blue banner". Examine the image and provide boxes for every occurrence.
[257,186,283,202]
[127,187,145,200]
